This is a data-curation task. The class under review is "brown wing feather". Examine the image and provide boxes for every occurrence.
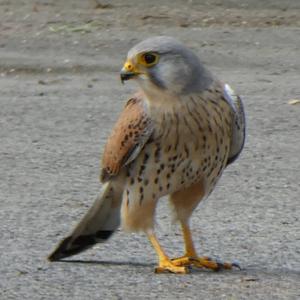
[101,93,153,182]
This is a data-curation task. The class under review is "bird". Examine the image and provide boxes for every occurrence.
[48,36,246,274]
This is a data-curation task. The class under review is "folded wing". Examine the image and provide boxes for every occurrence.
[223,84,246,165]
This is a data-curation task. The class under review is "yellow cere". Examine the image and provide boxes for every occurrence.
[124,60,135,72]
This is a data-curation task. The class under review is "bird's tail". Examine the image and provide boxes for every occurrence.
[48,180,123,261]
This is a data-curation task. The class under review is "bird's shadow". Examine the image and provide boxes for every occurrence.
[53,260,300,276]
[54,259,242,273]
[57,259,154,268]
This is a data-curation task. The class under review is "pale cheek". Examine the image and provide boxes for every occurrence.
[139,74,148,81]
[136,74,151,87]
[158,64,175,84]
[135,75,155,93]
[158,63,187,93]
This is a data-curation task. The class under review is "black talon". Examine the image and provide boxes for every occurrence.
[232,261,242,270]
[215,259,224,271]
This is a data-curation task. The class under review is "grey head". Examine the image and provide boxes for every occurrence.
[120,36,214,95]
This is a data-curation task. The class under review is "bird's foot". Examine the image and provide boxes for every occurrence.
[155,257,189,274]
[171,256,191,267]
[189,256,241,271]
[172,255,241,271]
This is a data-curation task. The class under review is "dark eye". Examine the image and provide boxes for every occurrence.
[143,53,156,64]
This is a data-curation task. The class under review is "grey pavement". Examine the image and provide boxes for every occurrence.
[0,1,299,299]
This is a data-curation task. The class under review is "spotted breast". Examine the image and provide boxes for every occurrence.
[120,81,233,231]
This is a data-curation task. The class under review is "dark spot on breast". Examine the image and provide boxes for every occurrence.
[184,144,189,157]
[177,158,184,167]
[154,144,161,162]
[143,153,149,163]
[139,194,144,205]
[139,165,146,176]
[169,163,175,170]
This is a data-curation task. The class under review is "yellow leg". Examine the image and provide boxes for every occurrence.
[172,222,240,271]
[147,232,188,274]
[182,222,197,257]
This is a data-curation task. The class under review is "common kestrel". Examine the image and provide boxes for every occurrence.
[48,36,245,274]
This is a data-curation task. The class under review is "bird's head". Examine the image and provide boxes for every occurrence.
[120,36,213,95]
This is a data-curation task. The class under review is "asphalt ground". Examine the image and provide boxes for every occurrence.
[0,1,299,299]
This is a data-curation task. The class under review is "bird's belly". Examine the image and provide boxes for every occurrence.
[126,135,229,201]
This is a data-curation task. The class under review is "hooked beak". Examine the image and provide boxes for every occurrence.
[120,70,137,84]
[120,60,139,84]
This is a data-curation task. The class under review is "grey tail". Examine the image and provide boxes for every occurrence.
[48,181,123,261]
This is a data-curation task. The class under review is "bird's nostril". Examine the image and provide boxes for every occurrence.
[125,61,133,71]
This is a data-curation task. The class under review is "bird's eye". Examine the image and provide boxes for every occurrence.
[140,52,159,66]
[144,53,156,64]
